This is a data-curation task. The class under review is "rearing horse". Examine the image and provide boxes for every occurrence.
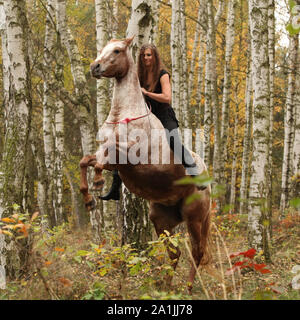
[80,37,211,292]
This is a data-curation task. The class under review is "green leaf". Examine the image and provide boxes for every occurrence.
[286,23,300,35]
[185,193,202,205]
[76,250,91,256]
[12,204,20,211]
[99,268,107,277]
[290,198,300,208]
[289,0,297,10]
[73,256,82,263]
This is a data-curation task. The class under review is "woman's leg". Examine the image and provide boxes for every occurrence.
[99,169,122,200]
[167,128,199,176]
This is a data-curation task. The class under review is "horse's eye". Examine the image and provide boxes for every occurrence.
[114,49,120,54]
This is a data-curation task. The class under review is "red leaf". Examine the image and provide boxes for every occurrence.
[259,268,271,274]
[230,248,256,260]
[234,261,245,267]
[242,248,256,259]
[253,263,267,271]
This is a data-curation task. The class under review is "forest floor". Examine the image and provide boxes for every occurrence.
[0,208,299,300]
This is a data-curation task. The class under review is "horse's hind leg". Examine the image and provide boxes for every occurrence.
[183,190,211,293]
[149,202,183,286]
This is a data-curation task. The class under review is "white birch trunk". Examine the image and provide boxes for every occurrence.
[126,0,154,62]
[95,0,109,127]
[30,130,50,233]
[56,0,101,239]
[196,30,205,127]
[248,0,271,256]
[280,34,299,214]
[267,0,275,229]
[1,0,32,279]
[43,0,56,226]
[171,0,181,118]
[229,91,240,214]
[56,0,95,156]
[151,0,159,44]
[189,6,202,104]
[179,0,189,128]
[121,0,154,246]
[220,0,237,182]
[0,3,7,283]
[95,0,113,231]
[207,0,221,188]
[54,99,64,225]
[240,36,253,215]
[292,59,300,197]
[203,39,211,168]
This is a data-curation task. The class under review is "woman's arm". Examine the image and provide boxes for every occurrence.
[141,74,172,104]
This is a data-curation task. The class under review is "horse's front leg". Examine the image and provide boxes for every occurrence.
[79,155,97,211]
[92,162,105,190]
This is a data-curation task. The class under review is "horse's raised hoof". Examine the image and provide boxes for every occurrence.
[92,178,105,190]
[85,197,96,211]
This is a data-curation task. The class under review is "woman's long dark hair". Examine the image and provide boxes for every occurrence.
[137,44,168,92]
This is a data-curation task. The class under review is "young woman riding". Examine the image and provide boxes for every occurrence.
[100,44,198,201]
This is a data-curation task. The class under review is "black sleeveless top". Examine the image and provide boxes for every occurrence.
[144,69,179,131]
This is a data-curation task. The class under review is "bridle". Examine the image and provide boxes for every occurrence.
[105,101,152,125]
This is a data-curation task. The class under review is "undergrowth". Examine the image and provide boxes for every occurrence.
[0,206,299,300]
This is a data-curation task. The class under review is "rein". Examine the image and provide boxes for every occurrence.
[105,102,152,125]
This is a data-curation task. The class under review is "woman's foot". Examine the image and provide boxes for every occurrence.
[99,171,122,200]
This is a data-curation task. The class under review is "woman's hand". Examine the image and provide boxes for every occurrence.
[141,87,148,96]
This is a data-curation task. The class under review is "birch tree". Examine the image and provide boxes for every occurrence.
[121,0,154,247]
[291,55,300,198]
[179,0,188,128]
[56,0,95,156]
[240,33,253,215]
[0,0,32,279]
[189,6,202,106]
[0,0,7,290]
[56,0,101,239]
[207,0,221,196]
[126,0,154,61]
[170,0,181,118]
[220,0,237,186]
[267,0,275,230]
[280,33,299,215]
[248,0,271,259]
[42,0,57,226]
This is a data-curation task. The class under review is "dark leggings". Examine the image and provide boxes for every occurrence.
[165,128,198,173]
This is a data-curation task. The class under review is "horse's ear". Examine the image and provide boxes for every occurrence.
[125,36,135,47]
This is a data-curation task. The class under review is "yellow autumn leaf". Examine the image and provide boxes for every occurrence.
[1,217,16,223]
[3,225,14,230]
[2,230,13,236]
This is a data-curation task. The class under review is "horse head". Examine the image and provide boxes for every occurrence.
[90,37,134,80]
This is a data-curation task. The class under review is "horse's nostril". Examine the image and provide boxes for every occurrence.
[91,63,100,73]
[93,63,100,71]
